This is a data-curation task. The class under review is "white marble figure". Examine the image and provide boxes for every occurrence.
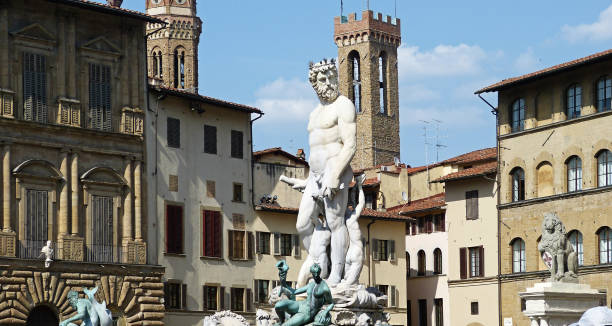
[281,58,357,287]
[40,240,53,268]
[342,174,366,285]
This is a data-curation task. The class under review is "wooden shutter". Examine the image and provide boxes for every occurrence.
[214,212,221,258]
[412,222,416,235]
[202,285,208,310]
[167,117,180,148]
[163,283,170,308]
[23,52,47,123]
[231,130,243,158]
[474,191,479,219]
[228,230,234,259]
[460,247,467,279]
[204,125,217,154]
[292,234,300,258]
[466,191,473,219]
[372,239,380,261]
[248,232,254,260]
[253,280,259,303]
[273,232,281,255]
[246,288,253,312]
[255,232,261,254]
[181,284,187,310]
[390,285,397,307]
[219,286,226,310]
[440,214,446,232]
[389,240,396,262]
[479,246,484,277]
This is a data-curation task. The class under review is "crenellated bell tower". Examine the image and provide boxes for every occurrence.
[334,11,401,170]
[146,0,201,92]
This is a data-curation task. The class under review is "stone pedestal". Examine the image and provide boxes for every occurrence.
[520,282,607,326]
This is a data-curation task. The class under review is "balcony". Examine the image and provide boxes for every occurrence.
[16,239,146,265]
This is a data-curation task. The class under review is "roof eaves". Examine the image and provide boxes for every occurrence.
[50,0,164,23]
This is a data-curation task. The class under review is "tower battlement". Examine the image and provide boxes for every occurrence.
[334,10,401,48]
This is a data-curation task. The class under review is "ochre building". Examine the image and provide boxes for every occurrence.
[476,48,612,325]
[0,0,164,324]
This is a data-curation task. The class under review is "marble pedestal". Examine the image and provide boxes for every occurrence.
[519,282,606,326]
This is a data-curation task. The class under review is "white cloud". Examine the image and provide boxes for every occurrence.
[514,47,540,73]
[562,4,612,42]
[398,44,487,80]
[253,78,318,124]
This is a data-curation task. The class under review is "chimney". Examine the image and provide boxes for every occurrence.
[296,149,305,160]
[107,0,123,7]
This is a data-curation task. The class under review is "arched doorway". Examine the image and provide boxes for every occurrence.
[26,305,58,326]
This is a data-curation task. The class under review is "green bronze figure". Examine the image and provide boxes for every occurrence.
[59,287,112,326]
[274,262,334,326]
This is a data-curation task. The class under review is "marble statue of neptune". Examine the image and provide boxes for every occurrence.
[288,59,357,287]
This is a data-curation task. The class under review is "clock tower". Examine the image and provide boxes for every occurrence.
[146,0,201,92]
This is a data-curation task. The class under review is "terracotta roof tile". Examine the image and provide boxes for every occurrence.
[151,85,263,114]
[440,147,496,165]
[476,48,612,94]
[255,204,413,221]
[253,147,308,166]
[349,177,380,188]
[433,161,497,183]
[387,193,445,215]
[51,0,164,23]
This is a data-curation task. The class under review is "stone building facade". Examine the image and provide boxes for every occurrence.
[146,0,202,92]
[334,11,401,171]
[476,49,612,325]
[0,0,164,324]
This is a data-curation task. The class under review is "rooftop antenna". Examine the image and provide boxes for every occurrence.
[395,0,397,17]
[419,120,432,188]
[432,119,447,162]
[341,0,343,17]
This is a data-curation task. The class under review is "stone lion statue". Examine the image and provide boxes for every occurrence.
[537,212,577,282]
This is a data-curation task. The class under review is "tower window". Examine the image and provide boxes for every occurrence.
[379,53,387,115]
[349,51,361,113]
[174,48,185,89]
[152,50,163,78]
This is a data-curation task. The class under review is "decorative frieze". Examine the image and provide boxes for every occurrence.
[122,240,147,264]
[0,89,14,119]
[120,107,144,136]
[58,235,84,261]
[0,231,16,257]
[57,97,81,127]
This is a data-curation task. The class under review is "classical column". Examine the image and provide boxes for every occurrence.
[71,152,79,235]
[58,150,69,236]
[2,145,10,231]
[123,158,132,241]
[134,160,142,241]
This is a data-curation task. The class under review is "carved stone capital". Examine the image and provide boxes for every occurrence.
[0,231,16,257]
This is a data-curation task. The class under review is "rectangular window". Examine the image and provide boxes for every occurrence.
[165,205,183,254]
[204,125,217,154]
[22,189,49,259]
[167,117,180,148]
[418,299,427,326]
[228,230,254,260]
[434,298,444,326]
[469,246,484,277]
[256,232,271,255]
[89,195,114,263]
[254,280,269,303]
[281,233,292,256]
[365,192,376,210]
[206,180,216,198]
[418,218,425,234]
[434,214,445,232]
[164,282,186,310]
[471,301,479,315]
[23,52,47,123]
[465,190,479,220]
[230,287,244,312]
[203,285,219,311]
[231,130,243,159]
[88,63,112,131]
[460,247,467,279]
[233,183,243,202]
[202,210,222,258]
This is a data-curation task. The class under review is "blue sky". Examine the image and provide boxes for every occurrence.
[125,0,612,166]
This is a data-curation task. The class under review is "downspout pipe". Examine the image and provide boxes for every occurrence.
[250,112,264,208]
[367,219,376,287]
[477,92,501,325]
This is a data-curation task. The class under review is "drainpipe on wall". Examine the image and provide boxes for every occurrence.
[250,112,264,208]
[367,219,376,287]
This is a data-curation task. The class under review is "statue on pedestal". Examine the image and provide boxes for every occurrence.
[59,287,112,326]
[538,212,578,282]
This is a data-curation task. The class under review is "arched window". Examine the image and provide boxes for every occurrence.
[157,51,163,78]
[597,76,612,112]
[152,52,158,77]
[152,50,163,78]
[599,227,612,264]
[433,248,442,274]
[536,162,553,197]
[597,150,612,187]
[567,230,583,266]
[173,48,185,89]
[566,156,582,192]
[511,168,525,202]
[512,238,526,273]
[417,250,426,276]
[379,52,387,115]
[511,98,525,132]
[349,51,361,113]
[566,84,582,119]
